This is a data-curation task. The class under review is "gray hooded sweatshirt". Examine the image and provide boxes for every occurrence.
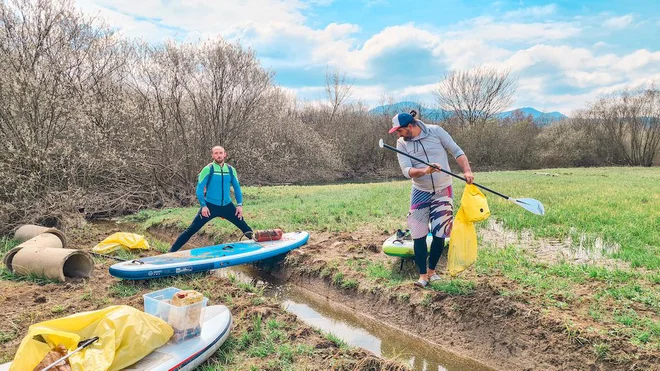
[396,120,465,193]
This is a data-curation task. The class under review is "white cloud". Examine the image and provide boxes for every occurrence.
[75,0,308,41]
[446,18,581,42]
[602,14,634,29]
[504,4,557,19]
[437,39,512,70]
[617,49,660,72]
[396,83,438,97]
[564,70,622,88]
[332,24,443,77]
[593,41,610,49]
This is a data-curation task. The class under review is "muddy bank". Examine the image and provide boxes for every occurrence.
[0,224,409,370]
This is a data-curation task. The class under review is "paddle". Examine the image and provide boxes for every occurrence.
[378,139,545,216]
[90,252,127,262]
[41,336,99,371]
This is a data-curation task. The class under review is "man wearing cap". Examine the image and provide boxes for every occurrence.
[169,145,254,252]
[389,110,474,288]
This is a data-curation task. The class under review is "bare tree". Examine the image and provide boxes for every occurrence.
[434,66,517,127]
[588,87,660,166]
[325,67,353,125]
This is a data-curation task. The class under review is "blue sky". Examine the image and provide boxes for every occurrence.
[75,0,660,115]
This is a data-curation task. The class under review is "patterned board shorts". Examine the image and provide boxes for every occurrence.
[407,185,454,239]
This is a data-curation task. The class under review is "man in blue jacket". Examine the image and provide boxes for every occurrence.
[169,146,253,252]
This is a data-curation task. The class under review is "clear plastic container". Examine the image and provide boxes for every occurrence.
[143,287,208,343]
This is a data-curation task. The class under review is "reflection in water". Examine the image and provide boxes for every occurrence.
[214,266,491,371]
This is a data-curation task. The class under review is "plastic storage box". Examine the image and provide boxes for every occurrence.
[143,287,208,343]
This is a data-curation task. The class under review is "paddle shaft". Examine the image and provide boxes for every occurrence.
[380,141,511,200]
[90,252,127,262]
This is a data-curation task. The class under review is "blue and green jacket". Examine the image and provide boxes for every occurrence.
[196,162,243,207]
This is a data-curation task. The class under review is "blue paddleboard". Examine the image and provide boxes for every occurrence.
[109,231,309,280]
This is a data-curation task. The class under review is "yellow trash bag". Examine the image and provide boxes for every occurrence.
[92,232,150,254]
[460,183,491,222]
[10,305,173,371]
[447,208,478,277]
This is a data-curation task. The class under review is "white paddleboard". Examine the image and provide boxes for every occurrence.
[0,305,232,371]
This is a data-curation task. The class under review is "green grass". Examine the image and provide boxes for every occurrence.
[0,331,17,344]
[470,167,660,269]
[0,237,20,256]
[365,261,415,286]
[206,313,318,370]
[0,269,60,285]
[131,167,659,269]
[50,305,67,314]
[476,244,659,347]
[325,332,348,350]
[109,281,141,297]
[429,278,476,295]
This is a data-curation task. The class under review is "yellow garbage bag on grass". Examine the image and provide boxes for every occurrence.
[448,185,490,276]
[447,208,478,277]
[92,232,150,254]
[10,305,173,371]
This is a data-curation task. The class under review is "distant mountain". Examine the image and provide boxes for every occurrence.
[499,107,567,123]
[369,102,567,125]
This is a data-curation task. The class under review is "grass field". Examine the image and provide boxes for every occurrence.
[132,167,659,353]
[133,166,659,269]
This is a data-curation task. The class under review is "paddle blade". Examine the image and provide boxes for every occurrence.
[511,198,545,215]
[378,138,384,148]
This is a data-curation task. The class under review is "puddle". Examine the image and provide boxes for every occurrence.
[216,266,492,371]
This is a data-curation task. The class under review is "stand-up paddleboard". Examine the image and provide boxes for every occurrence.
[382,232,449,258]
[110,231,310,280]
[0,305,232,371]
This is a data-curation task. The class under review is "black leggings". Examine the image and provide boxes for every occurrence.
[169,202,252,252]
[413,236,445,275]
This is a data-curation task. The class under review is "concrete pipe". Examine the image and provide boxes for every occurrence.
[14,224,67,246]
[3,232,65,271]
[9,247,94,282]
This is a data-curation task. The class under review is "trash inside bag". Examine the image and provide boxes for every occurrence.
[460,184,491,223]
[92,232,150,254]
[447,208,478,277]
[33,344,71,371]
[10,305,173,371]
